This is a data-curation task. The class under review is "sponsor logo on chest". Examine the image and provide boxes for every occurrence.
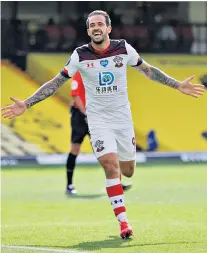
[96,71,118,95]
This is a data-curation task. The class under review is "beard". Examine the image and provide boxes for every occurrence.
[91,32,105,44]
[91,37,104,44]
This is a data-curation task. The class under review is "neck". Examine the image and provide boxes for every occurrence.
[91,38,110,51]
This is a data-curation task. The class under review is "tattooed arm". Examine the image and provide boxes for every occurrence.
[24,74,69,108]
[134,60,180,89]
[132,60,205,98]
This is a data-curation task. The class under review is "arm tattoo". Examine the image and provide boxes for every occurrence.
[137,65,180,89]
[24,74,69,108]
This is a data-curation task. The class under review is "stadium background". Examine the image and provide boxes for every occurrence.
[1,1,207,165]
[1,2,207,253]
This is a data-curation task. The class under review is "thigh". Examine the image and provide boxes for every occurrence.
[90,127,117,160]
[71,108,88,144]
[114,126,136,162]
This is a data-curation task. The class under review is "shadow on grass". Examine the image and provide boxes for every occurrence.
[66,193,105,199]
[27,237,203,251]
[66,237,202,250]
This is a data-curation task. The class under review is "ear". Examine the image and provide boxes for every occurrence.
[87,29,90,36]
[108,26,112,34]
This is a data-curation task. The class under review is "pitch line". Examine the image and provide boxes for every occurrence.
[1,245,94,253]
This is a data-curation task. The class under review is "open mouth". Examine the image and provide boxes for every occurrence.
[93,32,102,37]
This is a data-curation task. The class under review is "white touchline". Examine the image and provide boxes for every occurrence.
[1,245,95,253]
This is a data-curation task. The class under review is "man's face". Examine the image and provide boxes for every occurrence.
[87,15,111,44]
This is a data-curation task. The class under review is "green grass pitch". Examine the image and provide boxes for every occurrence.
[1,164,207,253]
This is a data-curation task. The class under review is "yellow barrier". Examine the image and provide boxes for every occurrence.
[27,53,72,104]
[1,62,91,153]
[128,55,207,151]
[26,54,207,151]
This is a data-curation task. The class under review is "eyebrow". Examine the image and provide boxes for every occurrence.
[89,21,104,26]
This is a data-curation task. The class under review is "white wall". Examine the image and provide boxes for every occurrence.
[188,1,207,23]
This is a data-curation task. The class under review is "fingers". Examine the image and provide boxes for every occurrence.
[1,107,15,118]
[1,105,12,111]
[193,84,205,89]
[10,96,18,102]
[185,75,195,82]
[190,93,199,98]
[193,85,205,96]
[189,84,205,99]
[2,111,16,119]
[189,83,205,98]
[2,110,12,116]
[193,90,204,96]
[193,88,205,93]
[194,91,204,96]
[190,90,204,98]
[1,97,18,110]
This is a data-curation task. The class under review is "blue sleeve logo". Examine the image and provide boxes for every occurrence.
[99,72,114,86]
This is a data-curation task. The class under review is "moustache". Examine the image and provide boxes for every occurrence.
[92,31,102,35]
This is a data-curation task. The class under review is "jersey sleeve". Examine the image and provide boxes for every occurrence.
[125,41,143,67]
[71,72,82,96]
[60,50,79,78]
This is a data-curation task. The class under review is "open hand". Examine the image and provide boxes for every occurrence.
[178,76,205,98]
[1,97,27,119]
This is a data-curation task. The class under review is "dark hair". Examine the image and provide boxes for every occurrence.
[86,10,111,28]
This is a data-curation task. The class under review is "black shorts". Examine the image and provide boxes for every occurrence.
[70,106,89,144]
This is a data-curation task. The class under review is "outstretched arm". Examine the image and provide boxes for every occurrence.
[134,60,205,98]
[135,61,180,88]
[1,73,69,119]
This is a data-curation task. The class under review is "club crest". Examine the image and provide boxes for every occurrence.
[94,140,104,152]
[113,56,123,68]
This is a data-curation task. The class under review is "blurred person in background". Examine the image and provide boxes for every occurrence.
[157,20,178,52]
[66,71,132,195]
[45,18,61,51]
[2,10,205,239]
[61,18,77,52]
[65,71,88,195]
